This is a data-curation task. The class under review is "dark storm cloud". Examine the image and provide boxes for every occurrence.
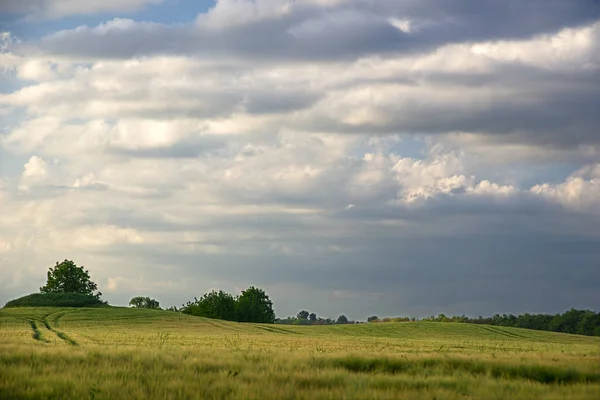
[51,181,599,318]
[85,215,600,319]
[243,91,322,115]
[298,65,600,148]
[34,0,600,61]
[375,0,600,41]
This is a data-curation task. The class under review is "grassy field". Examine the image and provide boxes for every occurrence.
[1,307,599,399]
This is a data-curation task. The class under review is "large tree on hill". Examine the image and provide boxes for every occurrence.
[40,260,102,299]
[236,286,276,324]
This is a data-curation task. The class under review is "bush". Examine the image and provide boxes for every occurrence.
[181,290,237,320]
[181,286,275,323]
[4,293,108,308]
[129,296,161,309]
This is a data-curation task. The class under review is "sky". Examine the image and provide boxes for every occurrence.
[0,0,599,321]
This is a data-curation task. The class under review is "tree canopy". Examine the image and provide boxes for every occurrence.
[180,286,275,324]
[129,296,161,309]
[181,290,237,321]
[237,286,276,324]
[297,310,309,320]
[40,260,101,299]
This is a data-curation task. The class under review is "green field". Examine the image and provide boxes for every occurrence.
[1,307,599,399]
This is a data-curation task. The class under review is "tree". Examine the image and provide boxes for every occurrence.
[236,286,275,323]
[336,314,349,324]
[40,260,101,299]
[309,312,317,322]
[297,310,309,320]
[129,296,161,309]
[181,290,237,321]
[367,315,379,322]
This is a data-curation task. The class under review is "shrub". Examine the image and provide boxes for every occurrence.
[4,292,108,308]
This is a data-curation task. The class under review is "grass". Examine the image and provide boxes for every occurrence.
[1,307,599,399]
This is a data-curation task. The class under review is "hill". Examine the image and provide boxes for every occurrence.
[1,307,599,399]
[3,293,107,308]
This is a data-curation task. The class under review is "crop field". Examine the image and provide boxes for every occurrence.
[1,307,599,399]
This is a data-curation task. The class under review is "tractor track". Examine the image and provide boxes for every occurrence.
[23,318,50,343]
[20,312,79,346]
[476,325,547,343]
[42,316,78,345]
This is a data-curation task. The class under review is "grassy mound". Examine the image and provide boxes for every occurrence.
[3,293,107,308]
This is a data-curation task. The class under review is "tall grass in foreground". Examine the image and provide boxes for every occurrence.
[1,307,599,399]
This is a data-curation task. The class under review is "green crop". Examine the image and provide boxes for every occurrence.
[1,307,599,399]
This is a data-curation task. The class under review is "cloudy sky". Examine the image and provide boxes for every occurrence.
[1,0,599,320]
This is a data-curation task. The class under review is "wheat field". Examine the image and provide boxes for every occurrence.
[1,306,599,399]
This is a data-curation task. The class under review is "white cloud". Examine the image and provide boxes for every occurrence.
[19,156,51,191]
[198,0,294,30]
[470,21,600,70]
[4,18,598,154]
[392,151,469,201]
[22,156,48,179]
[16,59,58,81]
[532,165,600,213]
[468,181,517,197]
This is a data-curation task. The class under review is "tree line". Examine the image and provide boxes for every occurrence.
[368,310,600,336]
[276,310,361,325]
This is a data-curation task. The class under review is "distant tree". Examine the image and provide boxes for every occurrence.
[129,296,161,309]
[181,290,237,321]
[237,286,275,324]
[578,310,600,336]
[166,306,179,312]
[293,318,311,325]
[336,315,349,324]
[297,310,309,320]
[40,260,101,299]
[275,316,298,325]
[367,315,379,322]
[309,312,317,322]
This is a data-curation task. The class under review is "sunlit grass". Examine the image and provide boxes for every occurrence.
[1,307,599,399]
